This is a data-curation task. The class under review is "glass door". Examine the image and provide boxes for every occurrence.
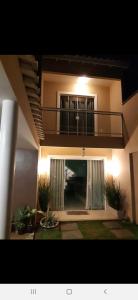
[87,97,94,135]
[64,160,87,210]
[60,94,95,135]
[77,97,86,135]
[60,95,69,134]
[69,96,77,134]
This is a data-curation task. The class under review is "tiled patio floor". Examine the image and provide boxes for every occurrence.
[60,222,83,239]
[10,232,34,240]
[102,221,135,239]
[12,221,138,240]
[102,221,123,229]
[110,229,135,239]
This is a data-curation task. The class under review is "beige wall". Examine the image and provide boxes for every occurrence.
[12,149,38,215]
[40,146,112,160]
[110,81,122,136]
[110,81,122,112]
[112,93,138,222]
[43,81,110,110]
[43,81,111,135]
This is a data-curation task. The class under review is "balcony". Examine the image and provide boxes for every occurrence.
[40,107,125,149]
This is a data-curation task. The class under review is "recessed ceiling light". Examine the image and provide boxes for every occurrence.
[77,76,89,84]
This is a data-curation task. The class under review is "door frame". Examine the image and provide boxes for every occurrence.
[49,155,107,211]
[130,152,138,223]
[57,91,98,135]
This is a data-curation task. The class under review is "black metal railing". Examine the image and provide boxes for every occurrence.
[41,107,123,137]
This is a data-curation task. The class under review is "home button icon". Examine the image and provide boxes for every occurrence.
[66,289,72,295]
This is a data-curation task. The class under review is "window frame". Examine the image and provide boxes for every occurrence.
[57,91,98,135]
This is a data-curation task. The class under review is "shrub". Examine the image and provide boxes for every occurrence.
[14,206,37,232]
[38,181,50,213]
[105,179,125,211]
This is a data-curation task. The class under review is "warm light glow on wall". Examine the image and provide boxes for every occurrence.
[74,76,90,94]
[112,156,121,177]
[38,157,50,177]
[105,159,112,176]
[77,76,90,85]
[105,157,121,178]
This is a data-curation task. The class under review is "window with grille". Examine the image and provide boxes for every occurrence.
[60,94,95,135]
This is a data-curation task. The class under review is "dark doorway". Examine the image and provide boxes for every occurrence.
[64,160,87,210]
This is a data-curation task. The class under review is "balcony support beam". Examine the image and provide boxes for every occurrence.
[40,135,125,149]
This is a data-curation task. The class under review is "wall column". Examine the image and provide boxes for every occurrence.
[0,99,18,239]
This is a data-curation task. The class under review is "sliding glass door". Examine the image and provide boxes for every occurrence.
[50,159,105,211]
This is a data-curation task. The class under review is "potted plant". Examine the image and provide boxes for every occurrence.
[37,181,50,223]
[14,206,37,234]
[26,207,37,232]
[105,178,126,219]
[15,222,26,235]
[40,211,59,229]
[14,206,28,233]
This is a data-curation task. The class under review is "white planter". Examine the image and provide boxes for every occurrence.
[40,217,59,229]
[46,221,59,229]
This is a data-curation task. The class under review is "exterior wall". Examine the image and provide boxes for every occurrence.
[112,93,138,222]
[40,146,112,159]
[110,81,122,112]
[43,81,111,135]
[12,149,38,215]
[110,81,122,136]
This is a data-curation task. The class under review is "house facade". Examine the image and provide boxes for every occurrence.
[39,71,122,221]
[0,54,138,238]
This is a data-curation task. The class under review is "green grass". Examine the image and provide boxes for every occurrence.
[78,221,117,240]
[35,228,62,240]
[78,220,138,240]
[35,221,138,240]
[121,221,138,239]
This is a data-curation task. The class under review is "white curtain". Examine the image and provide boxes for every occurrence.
[50,159,65,210]
[87,160,105,210]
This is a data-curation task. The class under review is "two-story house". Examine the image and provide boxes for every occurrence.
[0,54,138,239]
[38,55,138,222]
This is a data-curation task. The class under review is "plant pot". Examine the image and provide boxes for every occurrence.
[26,225,34,233]
[17,228,26,235]
[40,217,59,229]
[46,221,59,229]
